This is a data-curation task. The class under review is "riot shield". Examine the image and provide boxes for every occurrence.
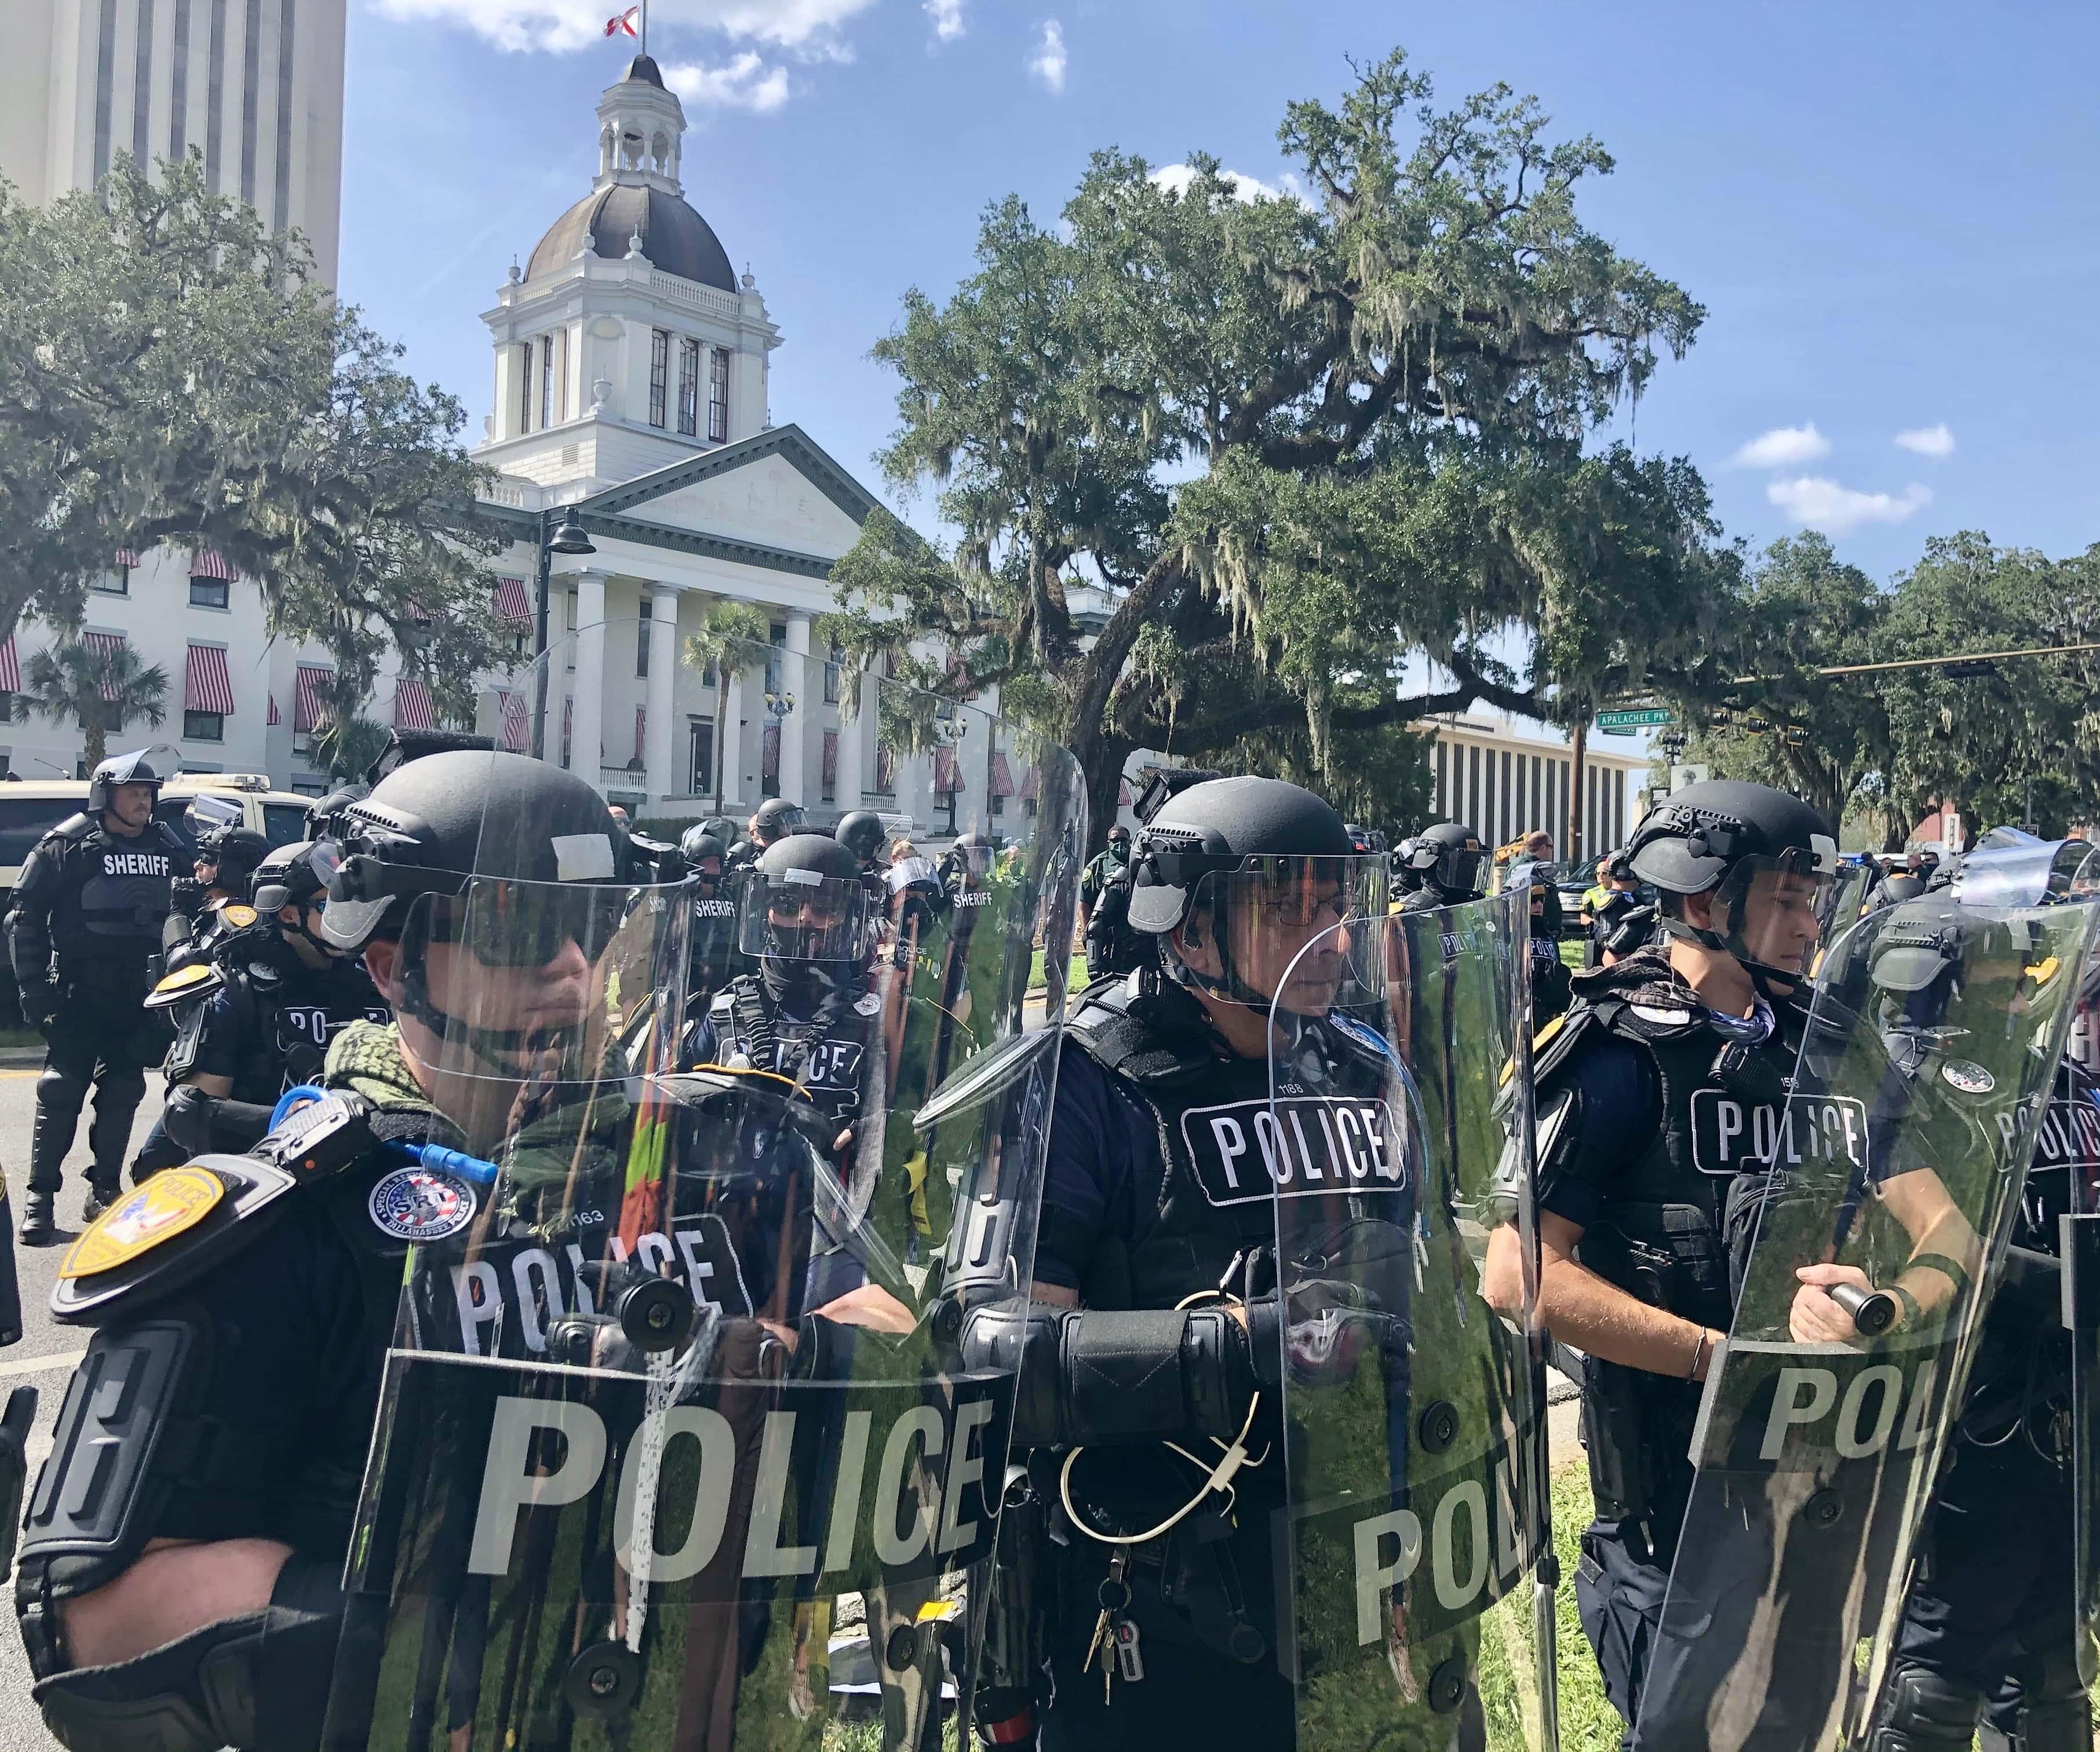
[1632,896,2100,1752]
[1266,893,1554,1751]
[2064,938,2100,1691]
[321,622,1085,1751]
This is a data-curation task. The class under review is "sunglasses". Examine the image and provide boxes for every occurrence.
[417,884,635,968]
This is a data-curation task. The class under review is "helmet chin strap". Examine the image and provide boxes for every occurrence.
[1657,914,1803,1003]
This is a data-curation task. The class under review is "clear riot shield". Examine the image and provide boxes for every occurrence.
[322,622,1085,1751]
[1633,896,2100,1752]
[2064,937,2100,1689]
[1266,893,1552,1751]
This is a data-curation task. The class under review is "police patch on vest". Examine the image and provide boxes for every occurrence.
[1940,1060,1995,1095]
[370,1166,479,1241]
[1179,1095,1406,1207]
[1689,1089,1869,1178]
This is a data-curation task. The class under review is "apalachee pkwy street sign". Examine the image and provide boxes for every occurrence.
[1595,706,1676,730]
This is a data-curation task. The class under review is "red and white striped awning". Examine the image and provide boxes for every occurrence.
[294,664,333,732]
[393,677,435,730]
[268,693,281,727]
[114,549,140,568]
[1118,778,1133,807]
[633,706,646,763]
[932,745,961,796]
[500,691,530,753]
[761,723,781,784]
[0,637,18,695]
[184,644,234,714]
[494,576,533,623]
[989,752,1015,798]
[189,549,238,582]
[1016,765,1038,803]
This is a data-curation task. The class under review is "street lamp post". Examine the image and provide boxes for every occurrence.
[532,512,595,760]
[761,685,795,798]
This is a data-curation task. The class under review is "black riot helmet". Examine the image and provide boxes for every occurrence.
[319,752,648,1074]
[1624,778,1837,993]
[738,833,871,1006]
[949,829,994,879]
[836,810,889,867]
[90,745,173,815]
[750,798,807,846]
[679,824,728,870]
[251,840,343,959]
[1391,838,1423,894]
[303,782,370,841]
[1398,822,1488,902]
[200,827,270,894]
[1126,776,1383,1011]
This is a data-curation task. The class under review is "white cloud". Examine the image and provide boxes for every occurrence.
[1150,162,1289,204]
[1027,19,1066,93]
[663,52,789,110]
[1766,476,1931,534]
[1894,422,1955,459]
[1729,424,1830,470]
[924,0,966,42]
[368,0,877,58]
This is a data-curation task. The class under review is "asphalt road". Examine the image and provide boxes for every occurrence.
[0,1061,166,1752]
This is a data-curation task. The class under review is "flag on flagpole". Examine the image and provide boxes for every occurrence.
[604,5,639,34]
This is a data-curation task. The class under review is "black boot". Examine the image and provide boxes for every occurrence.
[17,1193,53,1246]
[82,1178,122,1224]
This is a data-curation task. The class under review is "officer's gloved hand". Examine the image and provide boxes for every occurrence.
[1244,1279,1410,1388]
[0,1386,38,1580]
[17,981,55,1032]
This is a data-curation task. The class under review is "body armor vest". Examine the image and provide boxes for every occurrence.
[1546,948,1814,1549]
[44,817,181,963]
[225,947,392,1100]
[706,972,880,1131]
[1063,976,1406,1312]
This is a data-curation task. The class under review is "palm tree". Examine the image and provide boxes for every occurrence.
[309,714,392,784]
[682,603,771,814]
[14,638,170,770]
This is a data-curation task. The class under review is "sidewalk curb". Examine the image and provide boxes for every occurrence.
[0,1049,45,1068]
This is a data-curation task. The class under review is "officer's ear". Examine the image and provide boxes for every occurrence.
[1680,888,1718,933]
[1172,903,1223,980]
[364,937,402,1000]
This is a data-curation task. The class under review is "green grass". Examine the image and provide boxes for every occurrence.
[1547,1462,1625,1752]
[1026,948,1089,996]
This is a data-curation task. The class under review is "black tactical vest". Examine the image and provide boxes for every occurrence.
[705,973,880,1131]
[227,948,392,1101]
[1063,976,1408,1312]
[46,817,182,963]
[1542,948,1815,1547]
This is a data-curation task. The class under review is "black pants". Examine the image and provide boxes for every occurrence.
[1573,1519,1672,1752]
[31,999,160,1194]
[1890,1425,2082,1733]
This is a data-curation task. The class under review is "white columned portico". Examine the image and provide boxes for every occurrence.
[644,586,678,802]
[779,614,810,807]
[571,570,607,782]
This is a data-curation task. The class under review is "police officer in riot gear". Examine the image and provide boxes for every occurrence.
[9,747,187,1238]
[677,823,739,1003]
[686,833,883,1137]
[1860,903,2100,1752]
[133,841,391,1178]
[836,809,889,877]
[1481,778,1838,1747]
[1081,824,1149,982]
[745,796,805,857]
[1508,857,1574,1024]
[162,826,271,979]
[990,776,1390,1751]
[14,749,662,1752]
[1395,820,1488,910]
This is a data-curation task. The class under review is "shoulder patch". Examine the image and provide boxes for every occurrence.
[1328,1012,1399,1069]
[145,962,222,1010]
[50,1155,299,1326]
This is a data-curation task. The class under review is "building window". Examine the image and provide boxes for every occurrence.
[189,575,229,609]
[518,342,533,435]
[676,337,699,437]
[92,565,129,596]
[688,718,713,796]
[540,337,555,431]
[648,330,669,429]
[765,622,786,694]
[823,643,843,704]
[183,710,225,742]
[874,743,895,795]
[636,615,650,678]
[708,346,730,442]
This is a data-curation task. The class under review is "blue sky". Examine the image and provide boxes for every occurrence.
[341,0,2100,591]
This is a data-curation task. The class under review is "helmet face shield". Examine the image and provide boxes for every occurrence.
[1706,851,1836,983]
[400,874,686,1085]
[1180,854,1384,1012]
[738,869,870,964]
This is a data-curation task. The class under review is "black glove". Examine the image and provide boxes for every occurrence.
[0,1386,37,1581]
[16,981,54,1031]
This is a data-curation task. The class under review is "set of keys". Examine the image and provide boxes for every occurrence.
[1080,1554,1146,1703]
